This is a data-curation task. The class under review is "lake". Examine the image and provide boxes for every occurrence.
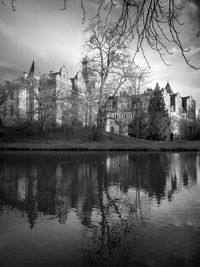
[0,152,200,267]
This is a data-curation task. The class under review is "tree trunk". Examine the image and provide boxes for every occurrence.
[96,109,105,140]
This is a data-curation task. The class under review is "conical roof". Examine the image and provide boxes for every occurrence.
[28,59,40,79]
[165,82,174,94]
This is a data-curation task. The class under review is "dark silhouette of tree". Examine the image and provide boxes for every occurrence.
[148,83,170,140]
[0,79,17,108]
[128,109,149,138]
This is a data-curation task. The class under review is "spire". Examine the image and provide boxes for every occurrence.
[28,59,40,79]
[165,81,173,95]
[155,82,160,90]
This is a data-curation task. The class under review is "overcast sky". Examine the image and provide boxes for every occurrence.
[0,0,200,105]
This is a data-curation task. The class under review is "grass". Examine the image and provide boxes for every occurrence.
[0,132,200,151]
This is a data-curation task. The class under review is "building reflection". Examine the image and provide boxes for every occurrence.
[0,152,198,232]
[197,154,200,184]
[165,153,197,201]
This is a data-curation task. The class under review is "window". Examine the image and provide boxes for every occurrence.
[10,105,14,117]
[127,100,131,110]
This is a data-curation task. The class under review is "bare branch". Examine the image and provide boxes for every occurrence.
[0,0,5,7]
[60,0,67,11]
[11,0,16,11]
[3,1,199,68]
[80,0,86,24]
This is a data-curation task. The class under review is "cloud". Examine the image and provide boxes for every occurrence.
[0,0,199,104]
[170,47,179,55]
[187,46,200,56]
[0,60,14,69]
[0,1,85,75]
[0,22,14,40]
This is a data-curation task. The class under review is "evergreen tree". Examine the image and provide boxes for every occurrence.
[128,110,149,139]
[148,84,170,140]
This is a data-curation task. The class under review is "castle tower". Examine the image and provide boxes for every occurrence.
[28,59,40,80]
[27,59,40,121]
[81,56,96,127]
[165,82,174,95]
[82,56,89,85]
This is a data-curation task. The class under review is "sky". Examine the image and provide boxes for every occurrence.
[0,0,200,105]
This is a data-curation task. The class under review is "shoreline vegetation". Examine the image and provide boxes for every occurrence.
[0,133,200,152]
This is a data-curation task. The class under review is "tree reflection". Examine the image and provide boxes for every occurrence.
[167,174,177,202]
[0,152,198,235]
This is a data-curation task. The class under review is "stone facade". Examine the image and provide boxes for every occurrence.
[106,89,153,135]
[48,66,72,125]
[181,95,196,139]
[0,61,74,127]
[163,82,196,140]
[106,82,196,140]
[0,59,97,129]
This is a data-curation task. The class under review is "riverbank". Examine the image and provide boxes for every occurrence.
[0,133,200,151]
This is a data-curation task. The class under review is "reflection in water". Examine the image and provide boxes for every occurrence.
[0,152,200,267]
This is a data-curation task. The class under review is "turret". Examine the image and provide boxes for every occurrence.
[28,59,40,80]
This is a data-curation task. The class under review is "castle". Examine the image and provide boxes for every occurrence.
[0,60,87,128]
[106,82,196,140]
[0,60,196,140]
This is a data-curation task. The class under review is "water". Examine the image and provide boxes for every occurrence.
[0,151,200,267]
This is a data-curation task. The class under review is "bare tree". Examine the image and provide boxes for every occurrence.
[0,79,15,108]
[0,78,22,126]
[87,0,200,69]
[127,67,149,138]
[69,0,200,68]
[74,69,97,128]
[84,20,139,139]
[33,75,71,131]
